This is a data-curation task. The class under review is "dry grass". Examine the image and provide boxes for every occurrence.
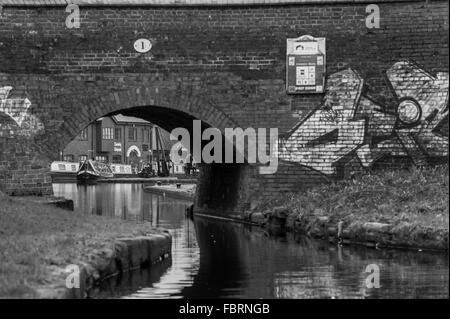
[0,194,162,298]
[263,164,449,230]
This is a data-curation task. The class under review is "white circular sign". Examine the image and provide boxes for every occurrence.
[134,39,152,53]
[398,99,421,125]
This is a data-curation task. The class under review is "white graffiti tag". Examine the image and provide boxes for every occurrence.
[279,69,366,175]
[0,86,43,136]
[279,61,449,175]
[385,61,449,164]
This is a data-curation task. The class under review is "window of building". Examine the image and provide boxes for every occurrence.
[95,155,108,163]
[142,128,150,142]
[79,129,88,140]
[142,144,149,152]
[112,155,122,164]
[128,127,137,141]
[63,155,74,162]
[114,128,121,140]
[102,127,114,140]
[79,155,88,162]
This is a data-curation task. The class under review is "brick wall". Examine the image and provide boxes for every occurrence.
[0,1,448,213]
[0,0,426,6]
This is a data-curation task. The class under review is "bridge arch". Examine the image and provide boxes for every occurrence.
[57,86,238,150]
[42,84,252,215]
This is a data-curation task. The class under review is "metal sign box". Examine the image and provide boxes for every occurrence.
[286,35,326,94]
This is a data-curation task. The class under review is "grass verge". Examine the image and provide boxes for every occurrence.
[254,165,449,250]
[0,193,165,298]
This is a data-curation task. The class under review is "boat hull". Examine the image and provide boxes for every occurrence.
[77,171,100,184]
[51,172,77,183]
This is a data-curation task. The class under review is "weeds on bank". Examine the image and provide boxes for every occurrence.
[263,165,449,229]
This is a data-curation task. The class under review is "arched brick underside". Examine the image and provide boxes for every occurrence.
[57,87,248,213]
[56,86,238,152]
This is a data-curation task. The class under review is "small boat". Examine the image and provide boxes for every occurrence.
[77,160,114,184]
[50,161,80,183]
[110,163,133,177]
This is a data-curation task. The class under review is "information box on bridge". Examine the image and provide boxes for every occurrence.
[286,35,326,94]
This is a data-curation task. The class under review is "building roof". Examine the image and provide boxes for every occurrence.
[0,0,421,7]
[112,114,152,125]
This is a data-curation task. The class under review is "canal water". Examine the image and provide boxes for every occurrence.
[53,183,449,299]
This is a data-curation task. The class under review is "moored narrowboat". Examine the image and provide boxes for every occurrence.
[50,161,80,183]
[110,163,133,177]
[77,160,114,184]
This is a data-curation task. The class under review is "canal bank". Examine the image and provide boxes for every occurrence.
[0,191,172,299]
[143,184,196,201]
[247,165,449,252]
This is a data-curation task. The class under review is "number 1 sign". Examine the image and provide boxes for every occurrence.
[134,39,152,53]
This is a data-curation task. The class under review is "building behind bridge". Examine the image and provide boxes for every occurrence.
[62,115,175,172]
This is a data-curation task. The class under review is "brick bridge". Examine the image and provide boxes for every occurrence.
[0,0,448,217]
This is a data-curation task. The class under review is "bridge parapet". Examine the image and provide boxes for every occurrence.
[0,0,424,7]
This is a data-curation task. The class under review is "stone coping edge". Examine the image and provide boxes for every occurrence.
[34,231,172,299]
[0,0,426,8]
[143,185,195,201]
[248,209,449,252]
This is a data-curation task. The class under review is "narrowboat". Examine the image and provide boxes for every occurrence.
[77,160,114,184]
[110,163,134,177]
[50,161,80,183]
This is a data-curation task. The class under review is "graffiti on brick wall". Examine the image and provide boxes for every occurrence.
[0,86,43,137]
[279,61,449,175]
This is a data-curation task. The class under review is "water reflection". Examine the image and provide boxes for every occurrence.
[53,183,191,225]
[91,259,173,299]
[184,218,448,299]
[53,183,449,299]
